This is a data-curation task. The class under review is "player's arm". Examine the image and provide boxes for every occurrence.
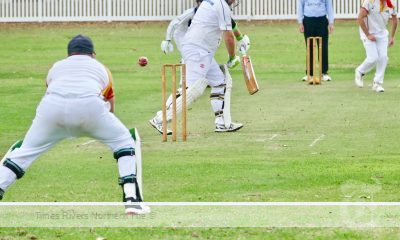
[389,13,398,46]
[217,4,239,68]
[358,7,376,41]
[102,67,115,113]
[326,0,334,33]
[231,19,250,54]
[161,8,195,54]
[297,0,305,33]
[224,30,240,69]
[224,30,236,59]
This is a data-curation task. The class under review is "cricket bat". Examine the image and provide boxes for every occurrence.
[241,52,259,95]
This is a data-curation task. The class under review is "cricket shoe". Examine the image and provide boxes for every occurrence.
[215,122,243,132]
[0,188,4,200]
[372,83,384,93]
[149,118,172,135]
[121,180,151,215]
[301,75,309,81]
[124,197,151,215]
[355,70,364,88]
[322,74,332,81]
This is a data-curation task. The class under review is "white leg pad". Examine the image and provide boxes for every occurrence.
[133,128,143,200]
[156,78,208,122]
[222,64,232,128]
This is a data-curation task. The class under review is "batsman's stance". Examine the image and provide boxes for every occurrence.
[150,0,244,134]
[0,35,149,214]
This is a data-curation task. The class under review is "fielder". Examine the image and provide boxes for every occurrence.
[355,0,398,92]
[150,0,246,134]
[0,35,149,214]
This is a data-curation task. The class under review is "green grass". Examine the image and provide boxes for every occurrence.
[1,21,400,238]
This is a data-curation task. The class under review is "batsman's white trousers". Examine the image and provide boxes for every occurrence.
[357,31,389,85]
[0,94,135,190]
[181,45,225,87]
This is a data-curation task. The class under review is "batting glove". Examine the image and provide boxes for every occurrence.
[160,40,174,54]
[227,55,240,69]
[237,34,250,54]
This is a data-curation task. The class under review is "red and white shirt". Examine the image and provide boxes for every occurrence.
[360,0,397,36]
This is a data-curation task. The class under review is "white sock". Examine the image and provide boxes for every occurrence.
[0,166,17,191]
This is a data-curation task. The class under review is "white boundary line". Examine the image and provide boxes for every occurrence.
[309,134,325,147]
[0,202,399,206]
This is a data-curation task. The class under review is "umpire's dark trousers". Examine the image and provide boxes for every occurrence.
[303,16,329,75]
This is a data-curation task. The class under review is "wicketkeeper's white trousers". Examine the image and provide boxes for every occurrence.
[0,94,135,191]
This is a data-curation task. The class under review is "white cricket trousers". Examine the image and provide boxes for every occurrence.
[181,45,227,125]
[357,31,389,85]
[0,94,135,191]
[181,45,225,87]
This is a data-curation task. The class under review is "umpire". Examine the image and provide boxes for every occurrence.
[297,0,334,82]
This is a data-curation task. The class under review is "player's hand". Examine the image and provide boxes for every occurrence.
[237,34,250,54]
[329,24,334,34]
[389,37,395,47]
[367,34,376,42]
[227,55,240,69]
[161,40,173,54]
[299,23,304,33]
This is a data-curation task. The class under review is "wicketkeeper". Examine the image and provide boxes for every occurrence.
[0,35,149,214]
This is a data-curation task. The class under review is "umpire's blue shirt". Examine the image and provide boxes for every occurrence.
[297,0,334,24]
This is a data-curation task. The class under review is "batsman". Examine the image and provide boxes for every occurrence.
[0,35,149,214]
[150,0,248,134]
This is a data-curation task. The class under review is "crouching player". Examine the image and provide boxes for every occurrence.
[0,35,149,214]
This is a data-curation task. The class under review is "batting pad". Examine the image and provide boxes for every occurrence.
[130,128,143,201]
[222,64,232,128]
[156,78,208,123]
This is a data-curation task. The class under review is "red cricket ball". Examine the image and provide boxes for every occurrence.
[138,56,148,67]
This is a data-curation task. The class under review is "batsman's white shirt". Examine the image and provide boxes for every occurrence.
[165,7,196,52]
[181,0,233,86]
[5,55,134,172]
[183,0,232,53]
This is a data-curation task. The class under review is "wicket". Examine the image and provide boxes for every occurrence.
[161,64,187,142]
[306,37,322,85]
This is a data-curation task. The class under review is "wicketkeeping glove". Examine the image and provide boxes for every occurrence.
[237,34,250,54]
[160,40,174,54]
[227,55,240,69]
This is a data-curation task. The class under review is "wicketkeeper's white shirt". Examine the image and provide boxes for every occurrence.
[182,0,232,53]
[46,55,110,98]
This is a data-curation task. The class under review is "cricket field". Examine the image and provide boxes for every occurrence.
[0,21,400,239]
